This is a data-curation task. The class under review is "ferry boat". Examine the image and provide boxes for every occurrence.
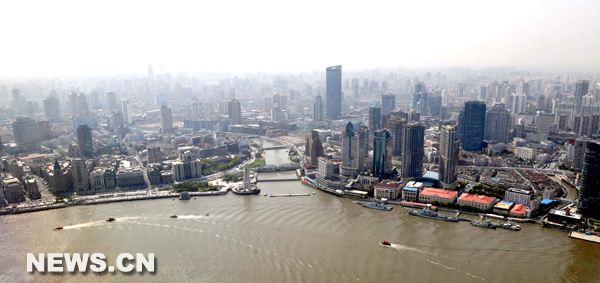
[501,221,521,231]
[179,191,191,200]
[170,215,178,218]
[380,240,392,247]
[54,226,63,230]
[470,218,499,229]
[358,201,393,211]
[106,217,116,222]
[406,207,459,222]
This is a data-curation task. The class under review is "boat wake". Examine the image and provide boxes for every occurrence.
[392,243,489,282]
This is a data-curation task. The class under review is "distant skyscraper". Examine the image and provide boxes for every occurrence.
[77,124,93,158]
[264,96,273,113]
[479,84,488,100]
[12,116,40,151]
[387,117,405,156]
[43,96,61,122]
[439,125,460,190]
[228,100,242,124]
[575,80,590,113]
[484,104,511,144]
[341,121,366,176]
[401,122,425,182]
[536,112,553,135]
[12,89,23,115]
[578,141,600,218]
[313,93,324,121]
[106,91,117,110]
[373,129,393,179]
[205,102,214,120]
[305,130,324,164]
[325,65,342,119]
[121,100,132,124]
[368,105,381,135]
[160,104,173,133]
[148,65,154,80]
[458,101,486,152]
[381,94,396,115]
[558,114,567,131]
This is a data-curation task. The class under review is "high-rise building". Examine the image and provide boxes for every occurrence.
[305,130,324,164]
[458,101,486,152]
[264,96,272,113]
[401,122,425,182]
[387,117,405,156]
[479,84,488,100]
[148,146,162,164]
[77,124,94,158]
[148,65,154,80]
[381,94,396,115]
[341,121,366,176]
[160,104,173,133]
[536,112,553,135]
[368,105,381,135]
[72,158,90,195]
[573,139,591,171]
[577,141,600,218]
[205,102,214,120]
[12,89,23,115]
[38,120,52,141]
[573,115,583,135]
[313,93,324,121]
[228,100,242,124]
[106,91,118,110]
[12,116,40,151]
[121,100,132,124]
[77,93,91,119]
[325,65,342,119]
[439,125,460,190]
[43,96,61,122]
[172,146,202,181]
[558,114,567,131]
[484,104,511,144]
[574,80,590,113]
[373,129,393,179]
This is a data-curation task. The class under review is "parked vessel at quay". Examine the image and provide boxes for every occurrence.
[179,191,191,200]
[358,201,393,211]
[471,218,500,229]
[501,221,521,231]
[406,205,459,222]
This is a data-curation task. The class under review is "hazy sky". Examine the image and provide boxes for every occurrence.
[1,0,599,76]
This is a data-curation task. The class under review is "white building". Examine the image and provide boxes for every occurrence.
[515,147,536,160]
[505,188,532,205]
[457,193,495,211]
[418,187,458,205]
[374,183,400,200]
[402,181,423,201]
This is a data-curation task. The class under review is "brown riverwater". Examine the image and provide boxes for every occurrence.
[1,138,599,283]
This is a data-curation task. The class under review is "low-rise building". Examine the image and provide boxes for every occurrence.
[374,183,400,200]
[509,203,531,218]
[515,147,536,160]
[24,176,41,199]
[505,188,532,205]
[90,167,106,193]
[116,167,145,189]
[402,181,423,201]
[418,187,458,205]
[2,177,25,203]
[457,193,495,211]
[493,200,514,215]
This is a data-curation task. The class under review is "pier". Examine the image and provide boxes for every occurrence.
[270,193,311,197]
[569,231,600,245]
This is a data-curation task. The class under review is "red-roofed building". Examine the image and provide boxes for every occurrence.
[509,203,531,218]
[418,187,458,204]
[374,183,400,200]
[458,193,496,211]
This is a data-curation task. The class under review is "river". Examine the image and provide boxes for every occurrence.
[0,137,599,283]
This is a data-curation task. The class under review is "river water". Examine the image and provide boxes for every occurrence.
[1,137,599,283]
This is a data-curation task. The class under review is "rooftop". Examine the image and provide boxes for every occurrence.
[420,187,457,199]
[494,201,513,210]
[375,183,398,189]
[459,193,495,204]
[510,203,527,215]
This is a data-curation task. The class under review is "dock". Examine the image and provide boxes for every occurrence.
[569,231,600,245]
[270,193,311,197]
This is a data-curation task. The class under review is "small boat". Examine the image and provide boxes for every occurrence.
[106,217,116,222]
[194,197,197,199]
[54,226,63,230]
[264,194,267,196]
[170,215,178,218]
[313,192,316,195]
[380,240,391,247]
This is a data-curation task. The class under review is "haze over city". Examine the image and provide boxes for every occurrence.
[2,0,600,76]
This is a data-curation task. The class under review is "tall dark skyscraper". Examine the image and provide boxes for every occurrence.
[373,129,392,179]
[341,121,366,177]
[401,122,425,182]
[368,104,381,135]
[325,65,342,119]
[381,94,396,115]
[458,101,486,152]
[77,124,93,158]
[574,80,590,113]
[439,125,460,190]
[313,93,324,121]
[387,117,405,156]
[578,141,600,218]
